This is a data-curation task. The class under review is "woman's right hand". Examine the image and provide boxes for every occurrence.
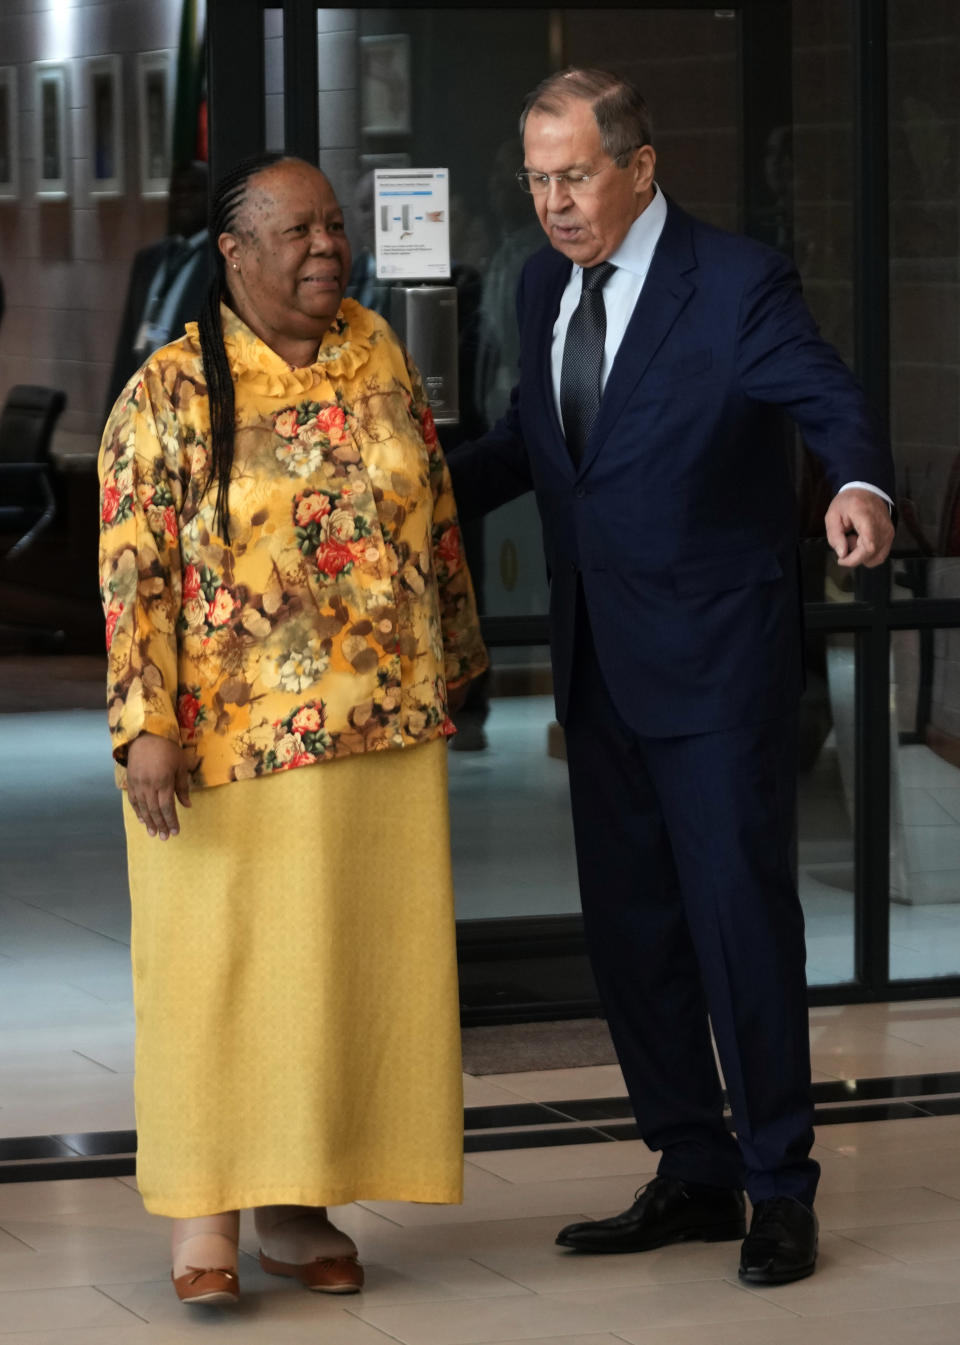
[125,733,192,840]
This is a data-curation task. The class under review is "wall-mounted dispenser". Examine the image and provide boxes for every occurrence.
[389,285,460,425]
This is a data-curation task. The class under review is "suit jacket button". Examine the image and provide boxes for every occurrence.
[574,487,586,498]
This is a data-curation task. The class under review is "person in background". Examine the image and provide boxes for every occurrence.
[344,169,392,315]
[474,138,545,428]
[98,152,487,1307]
[103,162,212,418]
[449,67,895,1286]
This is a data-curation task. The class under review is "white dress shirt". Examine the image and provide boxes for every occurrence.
[550,185,892,509]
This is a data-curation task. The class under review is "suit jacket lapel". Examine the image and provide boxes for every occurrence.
[528,252,570,462]
[577,201,697,476]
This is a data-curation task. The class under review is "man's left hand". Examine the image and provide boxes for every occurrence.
[824,488,895,569]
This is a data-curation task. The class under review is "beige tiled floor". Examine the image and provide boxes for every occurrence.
[3,1004,960,1340]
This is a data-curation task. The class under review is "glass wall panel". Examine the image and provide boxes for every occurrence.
[314,5,553,624]
[792,2,855,362]
[451,625,861,956]
[887,3,959,570]
[790,3,857,546]
[886,4,960,980]
[890,627,960,978]
[448,672,580,923]
[760,10,857,989]
[800,625,856,986]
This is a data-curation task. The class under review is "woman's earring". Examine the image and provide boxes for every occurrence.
[233,264,239,272]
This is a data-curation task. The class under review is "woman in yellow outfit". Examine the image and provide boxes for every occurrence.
[98,153,487,1306]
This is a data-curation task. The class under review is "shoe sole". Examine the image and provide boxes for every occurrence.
[738,1261,816,1285]
[179,1290,239,1305]
[557,1221,746,1253]
[262,1272,361,1294]
[259,1252,362,1293]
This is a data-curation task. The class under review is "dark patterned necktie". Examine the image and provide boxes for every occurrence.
[559,261,616,466]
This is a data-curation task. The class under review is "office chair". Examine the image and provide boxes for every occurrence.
[0,384,67,558]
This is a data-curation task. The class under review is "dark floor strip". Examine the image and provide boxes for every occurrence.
[464,1103,561,1130]
[57,1130,137,1156]
[0,1136,76,1161]
[541,1097,635,1123]
[910,1095,960,1117]
[5,1072,960,1181]
[465,1126,612,1153]
[0,1156,135,1183]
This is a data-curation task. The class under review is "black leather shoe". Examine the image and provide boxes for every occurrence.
[555,1176,746,1254]
[738,1196,818,1285]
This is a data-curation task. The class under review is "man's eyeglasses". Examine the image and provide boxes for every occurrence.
[515,147,640,196]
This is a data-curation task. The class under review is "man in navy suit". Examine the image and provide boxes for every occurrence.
[448,69,895,1285]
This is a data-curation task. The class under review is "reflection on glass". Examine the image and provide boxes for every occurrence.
[317,5,744,625]
[40,78,61,181]
[791,4,855,363]
[0,700,131,1140]
[0,83,10,184]
[887,1,959,571]
[92,72,115,181]
[448,681,580,922]
[892,557,960,603]
[359,33,411,135]
[885,4,960,977]
[799,626,856,985]
[890,628,960,978]
[789,3,856,538]
[447,634,863,966]
[145,71,167,181]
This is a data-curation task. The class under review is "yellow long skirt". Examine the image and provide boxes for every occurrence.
[123,738,463,1218]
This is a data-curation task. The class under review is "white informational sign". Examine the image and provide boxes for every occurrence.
[373,167,450,281]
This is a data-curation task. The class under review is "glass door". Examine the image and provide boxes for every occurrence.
[207,1,878,1015]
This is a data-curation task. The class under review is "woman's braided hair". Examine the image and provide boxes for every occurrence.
[199,151,288,542]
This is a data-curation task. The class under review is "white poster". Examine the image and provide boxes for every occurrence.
[373,168,450,281]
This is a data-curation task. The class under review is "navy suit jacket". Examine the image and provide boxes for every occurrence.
[449,198,895,738]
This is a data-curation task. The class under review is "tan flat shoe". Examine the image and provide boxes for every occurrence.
[171,1265,239,1305]
[259,1249,364,1293]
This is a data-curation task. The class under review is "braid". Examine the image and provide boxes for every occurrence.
[198,151,288,542]
[198,276,234,541]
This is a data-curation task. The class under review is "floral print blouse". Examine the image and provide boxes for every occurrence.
[98,299,488,790]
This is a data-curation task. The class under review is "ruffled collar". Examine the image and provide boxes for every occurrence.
[184,298,376,397]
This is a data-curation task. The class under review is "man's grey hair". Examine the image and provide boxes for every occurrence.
[519,68,653,159]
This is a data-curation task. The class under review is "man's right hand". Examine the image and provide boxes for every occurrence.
[125,733,191,840]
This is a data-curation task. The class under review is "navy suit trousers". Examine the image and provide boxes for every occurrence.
[563,595,820,1206]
